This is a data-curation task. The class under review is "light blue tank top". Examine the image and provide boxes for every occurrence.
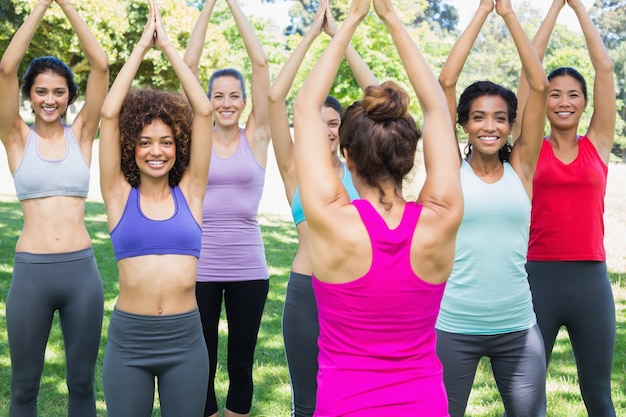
[13,126,90,201]
[291,162,359,225]
[436,160,536,335]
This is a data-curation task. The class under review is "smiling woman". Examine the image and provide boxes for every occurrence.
[97,1,213,415]
[0,0,109,415]
[435,1,549,415]
[183,1,272,416]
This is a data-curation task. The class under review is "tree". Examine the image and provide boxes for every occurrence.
[414,0,458,32]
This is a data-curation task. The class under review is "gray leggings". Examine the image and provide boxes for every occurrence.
[6,248,104,417]
[103,308,209,417]
[436,325,547,417]
[526,261,616,417]
[282,271,319,417]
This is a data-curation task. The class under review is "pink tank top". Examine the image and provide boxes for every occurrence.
[312,200,448,417]
[528,136,607,261]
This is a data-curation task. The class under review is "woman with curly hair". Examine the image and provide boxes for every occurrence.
[293,0,463,414]
[99,2,213,416]
[0,0,108,415]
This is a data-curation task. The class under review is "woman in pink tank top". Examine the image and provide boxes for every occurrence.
[293,0,463,415]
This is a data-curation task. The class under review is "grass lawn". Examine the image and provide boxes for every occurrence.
[0,198,624,416]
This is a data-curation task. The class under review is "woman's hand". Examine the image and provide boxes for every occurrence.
[137,0,157,51]
[495,0,514,18]
[478,0,494,14]
[310,0,327,37]
[154,1,173,51]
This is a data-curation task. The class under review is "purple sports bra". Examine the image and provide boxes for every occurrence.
[110,186,201,261]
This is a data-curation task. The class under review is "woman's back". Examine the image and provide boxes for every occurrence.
[313,200,448,416]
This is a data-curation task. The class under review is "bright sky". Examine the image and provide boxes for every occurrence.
[242,0,596,32]
[450,0,595,30]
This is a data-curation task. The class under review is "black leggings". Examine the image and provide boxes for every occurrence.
[196,279,269,415]
[526,261,616,417]
[6,248,104,417]
[282,271,319,417]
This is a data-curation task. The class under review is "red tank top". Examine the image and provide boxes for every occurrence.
[528,136,607,261]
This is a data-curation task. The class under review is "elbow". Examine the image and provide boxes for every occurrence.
[531,76,550,95]
[252,54,269,71]
[96,56,110,74]
[596,57,614,76]
[196,103,213,119]
[268,85,284,105]
[100,101,117,121]
[438,73,456,90]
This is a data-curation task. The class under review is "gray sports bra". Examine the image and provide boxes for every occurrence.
[13,126,90,201]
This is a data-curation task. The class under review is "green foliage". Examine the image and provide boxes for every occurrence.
[414,0,459,32]
[590,0,626,49]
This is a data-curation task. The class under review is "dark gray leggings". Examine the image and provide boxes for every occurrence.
[436,325,547,417]
[526,261,616,417]
[282,271,319,417]
[102,308,209,417]
[6,248,104,417]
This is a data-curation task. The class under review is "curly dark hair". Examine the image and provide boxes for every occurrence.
[457,80,517,162]
[119,89,193,187]
[339,81,420,205]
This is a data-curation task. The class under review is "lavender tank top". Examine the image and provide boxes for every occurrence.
[197,129,268,282]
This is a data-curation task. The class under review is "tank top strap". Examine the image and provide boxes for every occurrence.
[352,200,422,243]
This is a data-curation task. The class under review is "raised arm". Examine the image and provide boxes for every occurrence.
[99,1,157,208]
[0,0,53,155]
[497,0,548,193]
[183,0,217,78]
[374,0,461,214]
[293,0,369,222]
[513,0,563,140]
[268,0,326,203]
[226,0,271,150]
[569,0,615,163]
[55,0,109,154]
[438,0,493,127]
[373,0,461,284]
[154,2,213,200]
[322,5,378,91]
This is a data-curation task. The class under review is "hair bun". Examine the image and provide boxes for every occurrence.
[362,81,409,121]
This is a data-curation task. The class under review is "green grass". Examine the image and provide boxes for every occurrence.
[0,198,625,416]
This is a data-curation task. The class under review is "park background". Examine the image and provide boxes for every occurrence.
[0,0,625,415]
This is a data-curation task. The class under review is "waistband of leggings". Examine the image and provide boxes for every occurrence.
[14,247,95,264]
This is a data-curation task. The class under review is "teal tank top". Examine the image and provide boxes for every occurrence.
[436,160,536,334]
[291,162,359,225]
